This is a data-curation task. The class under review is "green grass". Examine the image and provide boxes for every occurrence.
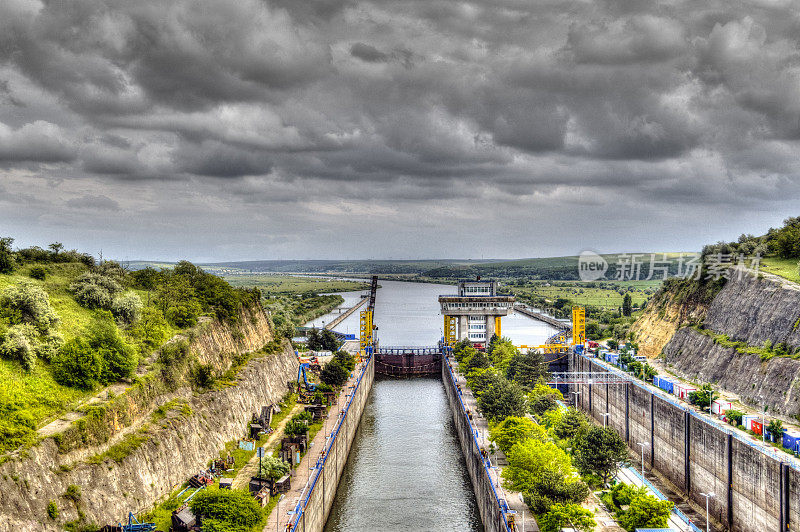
[86,432,150,464]
[506,280,661,310]
[223,274,369,295]
[760,257,800,283]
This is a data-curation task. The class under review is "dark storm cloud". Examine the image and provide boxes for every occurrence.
[1,0,800,259]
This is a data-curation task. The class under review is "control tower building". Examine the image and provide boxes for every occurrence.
[438,279,515,348]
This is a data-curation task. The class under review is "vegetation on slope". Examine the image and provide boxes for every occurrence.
[0,238,262,454]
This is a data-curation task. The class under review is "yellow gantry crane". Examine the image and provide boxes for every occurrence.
[516,306,585,353]
[443,315,457,346]
[359,276,379,356]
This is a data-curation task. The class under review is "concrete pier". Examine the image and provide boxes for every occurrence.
[324,297,368,330]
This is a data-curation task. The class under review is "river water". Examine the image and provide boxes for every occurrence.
[305,280,555,531]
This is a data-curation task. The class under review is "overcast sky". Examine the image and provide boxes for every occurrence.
[1,0,800,262]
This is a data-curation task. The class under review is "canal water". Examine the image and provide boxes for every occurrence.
[306,280,555,531]
[306,279,556,346]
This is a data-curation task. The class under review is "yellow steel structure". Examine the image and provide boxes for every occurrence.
[359,310,373,354]
[494,316,502,338]
[572,306,586,346]
[443,315,457,346]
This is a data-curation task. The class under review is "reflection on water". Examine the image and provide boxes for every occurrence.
[324,378,484,532]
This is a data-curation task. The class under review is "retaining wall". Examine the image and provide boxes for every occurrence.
[286,354,375,532]
[442,354,512,532]
[570,353,800,531]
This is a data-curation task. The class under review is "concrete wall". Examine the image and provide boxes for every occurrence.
[570,353,800,532]
[442,355,511,532]
[291,354,375,532]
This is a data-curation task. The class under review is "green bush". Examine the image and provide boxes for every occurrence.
[0,282,60,332]
[52,338,103,390]
[70,272,123,310]
[128,307,171,352]
[0,237,14,274]
[477,378,526,422]
[284,419,308,436]
[191,363,215,388]
[258,455,290,480]
[320,359,349,387]
[538,503,596,532]
[166,303,200,328]
[47,500,59,519]
[334,350,356,372]
[111,291,143,325]
[29,266,47,280]
[63,484,81,502]
[52,316,137,389]
[189,489,265,530]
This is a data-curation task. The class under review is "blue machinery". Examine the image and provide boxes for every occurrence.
[297,362,317,392]
[117,513,156,532]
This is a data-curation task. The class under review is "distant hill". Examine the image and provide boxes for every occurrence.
[129,253,694,281]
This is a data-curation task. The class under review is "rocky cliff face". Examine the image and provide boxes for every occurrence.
[649,271,800,417]
[189,304,274,370]
[663,327,800,416]
[0,305,298,532]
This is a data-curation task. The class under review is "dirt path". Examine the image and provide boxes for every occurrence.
[37,382,129,438]
[231,404,305,490]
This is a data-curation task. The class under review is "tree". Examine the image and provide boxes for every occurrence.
[466,367,502,396]
[465,349,491,371]
[0,237,14,274]
[506,350,550,389]
[528,382,564,416]
[320,359,349,387]
[112,291,143,325]
[767,419,785,441]
[48,242,64,255]
[622,293,632,316]
[725,409,744,426]
[607,339,619,350]
[553,408,589,442]
[490,416,547,454]
[334,350,355,372]
[619,493,673,532]
[574,426,628,485]
[477,378,527,422]
[688,384,716,412]
[503,439,576,493]
[538,503,596,532]
[0,282,60,332]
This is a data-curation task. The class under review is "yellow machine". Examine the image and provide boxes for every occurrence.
[443,315,457,346]
[359,309,373,355]
[494,316,502,338]
[572,306,585,346]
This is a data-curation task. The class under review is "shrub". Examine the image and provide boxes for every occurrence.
[539,503,596,532]
[128,307,171,351]
[52,338,103,390]
[334,350,356,372]
[166,303,201,328]
[490,416,547,454]
[63,484,82,502]
[29,266,47,280]
[0,237,14,274]
[111,291,143,325]
[284,419,309,436]
[320,359,349,387]
[70,272,123,310]
[189,487,265,530]
[47,500,59,519]
[258,455,290,480]
[191,363,215,388]
[0,282,59,332]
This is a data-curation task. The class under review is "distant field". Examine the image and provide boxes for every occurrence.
[224,274,369,294]
[760,257,800,283]
[507,280,662,309]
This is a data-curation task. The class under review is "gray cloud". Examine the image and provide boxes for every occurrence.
[0,0,799,260]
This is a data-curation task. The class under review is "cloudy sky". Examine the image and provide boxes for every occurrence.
[1,0,800,261]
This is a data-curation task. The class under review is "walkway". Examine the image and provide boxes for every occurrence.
[325,297,368,330]
[263,360,364,532]
[450,359,539,532]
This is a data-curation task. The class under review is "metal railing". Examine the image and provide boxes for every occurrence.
[287,354,373,532]
[444,356,513,532]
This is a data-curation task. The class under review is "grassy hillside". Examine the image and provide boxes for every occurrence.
[760,257,800,283]
[223,274,369,295]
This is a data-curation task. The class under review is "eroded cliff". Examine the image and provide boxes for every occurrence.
[0,304,298,531]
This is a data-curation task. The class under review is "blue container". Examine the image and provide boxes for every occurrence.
[653,376,675,394]
[782,430,800,452]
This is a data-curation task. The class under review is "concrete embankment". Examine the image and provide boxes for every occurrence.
[514,305,570,330]
[324,297,368,330]
[442,354,514,532]
[281,354,375,532]
[570,352,800,532]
